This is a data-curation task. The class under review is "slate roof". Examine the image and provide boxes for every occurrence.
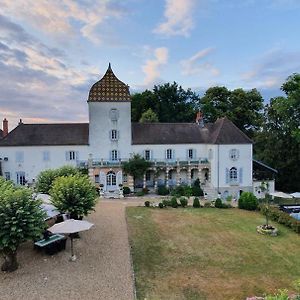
[88,64,131,102]
[0,123,89,146]
[0,129,3,139]
[0,117,252,147]
[132,117,253,145]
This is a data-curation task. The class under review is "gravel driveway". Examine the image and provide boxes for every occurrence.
[0,199,139,300]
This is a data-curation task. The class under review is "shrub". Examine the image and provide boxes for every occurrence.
[215,198,223,208]
[193,197,201,208]
[180,197,188,207]
[171,197,178,208]
[136,191,145,197]
[144,201,150,207]
[192,179,204,196]
[123,186,131,195]
[159,202,164,209]
[162,199,172,207]
[238,192,258,211]
[157,186,169,195]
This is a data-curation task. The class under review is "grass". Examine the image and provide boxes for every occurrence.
[126,207,300,300]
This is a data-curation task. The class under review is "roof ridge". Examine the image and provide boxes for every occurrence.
[212,117,225,144]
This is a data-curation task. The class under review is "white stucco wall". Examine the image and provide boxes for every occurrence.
[88,102,132,159]
[0,145,89,184]
[253,180,275,199]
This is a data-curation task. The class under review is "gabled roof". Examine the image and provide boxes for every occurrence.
[210,117,253,144]
[0,123,89,146]
[88,64,131,102]
[132,117,253,145]
[0,129,3,139]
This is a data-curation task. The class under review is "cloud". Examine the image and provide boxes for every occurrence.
[0,0,126,44]
[154,0,195,37]
[181,47,220,76]
[142,47,169,85]
[241,48,300,88]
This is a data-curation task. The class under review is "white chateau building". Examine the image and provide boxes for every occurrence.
[0,64,275,199]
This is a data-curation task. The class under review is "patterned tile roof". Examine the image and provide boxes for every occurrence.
[88,63,131,102]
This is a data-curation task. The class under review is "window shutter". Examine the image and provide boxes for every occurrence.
[109,130,112,141]
[75,151,79,161]
[118,151,120,161]
[186,149,189,160]
[239,168,243,184]
[165,149,168,160]
[109,151,112,161]
[65,151,69,161]
[172,149,175,160]
[225,168,229,184]
[150,150,152,160]
[193,149,196,159]
[143,150,146,159]
[117,130,120,140]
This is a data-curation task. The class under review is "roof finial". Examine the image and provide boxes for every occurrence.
[108,62,112,70]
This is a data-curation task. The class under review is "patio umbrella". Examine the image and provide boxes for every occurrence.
[269,191,293,199]
[291,192,300,198]
[48,219,94,261]
[41,203,60,220]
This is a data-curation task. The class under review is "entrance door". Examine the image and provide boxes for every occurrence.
[106,171,117,191]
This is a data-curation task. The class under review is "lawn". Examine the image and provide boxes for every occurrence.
[126,207,300,300]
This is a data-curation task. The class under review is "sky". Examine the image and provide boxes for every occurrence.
[0,0,300,129]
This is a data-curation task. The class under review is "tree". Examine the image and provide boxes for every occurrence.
[0,179,45,272]
[131,82,200,123]
[254,73,300,192]
[36,166,79,194]
[122,154,151,190]
[50,174,97,220]
[201,86,264,137]
[139,108,159,123]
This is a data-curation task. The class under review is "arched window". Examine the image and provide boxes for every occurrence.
[107,171,116,186]
[229,167,238,182]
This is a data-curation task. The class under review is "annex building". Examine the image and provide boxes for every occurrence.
[0,64,274,199]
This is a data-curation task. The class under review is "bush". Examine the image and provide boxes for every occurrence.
[162,199,172,207]
[171,197,178,208]
[123,186,131,195]
[157,186,169,195]
[144,201,150,207]
[193,197,201,208]
[192,185,204,196]
[180,197,188,207]
[136,191,145,197]
[215,198,223,208]
[238,192,258,211]
[159,202,164,209]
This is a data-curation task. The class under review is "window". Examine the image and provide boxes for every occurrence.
[16,172,26,185]
[43,151,50,162]
[107,171,116,186]
[66,151,76,161]
[146,170,151,181]
[110,130,118,141]
[144,150,151,161]
[111,150,118,161]
[94,174,100,183]
[166,149,173,160]
[15,151,24,163]
[229,167,238,182]
[109,108,119,121]
[229,149,239,161]
[188,149,194,159]
[4,172,10,181]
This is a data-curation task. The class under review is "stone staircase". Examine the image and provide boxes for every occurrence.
[103,190,122,199]
[202,184,218,200]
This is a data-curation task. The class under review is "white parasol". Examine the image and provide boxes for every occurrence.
[291,192,300,198]
[269,191,293,199]
[48,219,94,261]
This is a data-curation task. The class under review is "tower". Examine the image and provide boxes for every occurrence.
[88,64,132,161]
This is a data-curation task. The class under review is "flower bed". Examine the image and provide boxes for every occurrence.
[256,224,278,236]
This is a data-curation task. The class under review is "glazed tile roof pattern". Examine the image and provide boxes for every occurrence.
[88,64,131,102]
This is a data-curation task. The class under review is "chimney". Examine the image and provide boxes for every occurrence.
[3,118,8,137]
[18,119,23,125]
[196,111,204,128]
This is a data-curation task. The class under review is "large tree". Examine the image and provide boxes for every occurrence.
[131,82,200,123]
[254,73,300,192]
[201,86,264,137]
[0,178,45,272]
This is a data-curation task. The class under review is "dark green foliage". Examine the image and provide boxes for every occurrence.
[139,108,159,123]
[238,192,258,211]
[192,185,204,197]
[131,82,200,123]
[215,198,223,208]
[170,185,193,197]
[260,205,300,234]
[137,191,145,197]
[144,201,150,207]
[179,197,188,207]
[0,179,46,271]
[157,186,169,195]
[162,199,172,207]
[122,155,151,191]
[35,166,79,194]
[171,197,178,208]
[123,186,131,195]
[50,174,97,219]
[193,197,201,208]
[159,202,164,209]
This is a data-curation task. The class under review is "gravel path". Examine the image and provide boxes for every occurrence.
[0,199,141,300]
